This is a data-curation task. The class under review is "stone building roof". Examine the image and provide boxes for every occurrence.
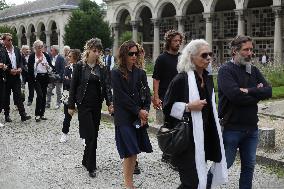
[0,0,79,21]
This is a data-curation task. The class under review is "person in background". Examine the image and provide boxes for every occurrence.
[68,38,113,178]
[28,40,53,122]
[21,45,33,105]
[103,48,115,71]
[259,50,269,66]
[111,40,152,188]
[211,35,272,189]
[46,45,65,109]
[59,49,81,143]
[63,45,71,65]
[2,33,31,122]
[152,29,183,165]
[163,39,227,189]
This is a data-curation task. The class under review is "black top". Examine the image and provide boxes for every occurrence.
[163,71,221,162]
[81,73,101,106]
[218,61,272,130]
[152,51,179,100]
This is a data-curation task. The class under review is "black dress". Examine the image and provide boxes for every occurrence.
[111,67,152,159]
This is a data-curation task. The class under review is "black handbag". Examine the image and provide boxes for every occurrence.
[48,70,60,83]
[156,116,191,156]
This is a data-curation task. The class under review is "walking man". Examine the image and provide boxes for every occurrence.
[152,30,183,163]
[216,35,272,189]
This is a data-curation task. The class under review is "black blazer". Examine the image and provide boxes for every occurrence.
[63,65,73,91]
[27,52,53,81]
[0,44,11,79]
[53,54,65,81]
[163,71,221,162]
[111,67,151,126]
[68,61,112,109]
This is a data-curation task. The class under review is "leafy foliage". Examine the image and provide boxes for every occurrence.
[0,0,9,10]
[64,0,112,51]
[118,31,132,46]
[0,25,17,46]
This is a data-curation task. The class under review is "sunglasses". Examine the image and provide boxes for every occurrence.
[7,38,12,42]
[128,51,139,57]
[200,52,213,59]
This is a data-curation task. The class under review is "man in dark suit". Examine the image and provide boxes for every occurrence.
[2,33,31,122]
[46,45,65,109]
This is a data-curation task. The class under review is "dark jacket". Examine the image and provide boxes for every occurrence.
[0,43,11,80]
[5,46,23,78]
[63,65,73,91]
[163,71,221,162]
[68,61,112,109]
[111,67,151,126]
[27,52,53,82]
[52,54,65,81]
[218,61,272,130]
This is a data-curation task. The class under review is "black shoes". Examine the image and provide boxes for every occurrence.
[133,161,141,175]
[35,116,41,122]
[21,115,31,122]
[5,116,12,122]
[88,170,96,178]
[27,101,32,106]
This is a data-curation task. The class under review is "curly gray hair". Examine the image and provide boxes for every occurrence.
[177,39,209,73]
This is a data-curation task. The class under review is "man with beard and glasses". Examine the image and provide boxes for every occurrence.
[207,35,272,189]
[152,30,183,166]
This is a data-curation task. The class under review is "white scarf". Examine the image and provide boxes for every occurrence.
[187,70,228,189]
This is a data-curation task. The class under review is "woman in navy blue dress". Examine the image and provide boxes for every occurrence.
[111,40,152,188]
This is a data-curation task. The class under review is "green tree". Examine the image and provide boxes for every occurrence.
[0,0,9,10]
[0,25,17,46]
[64,0,112,51]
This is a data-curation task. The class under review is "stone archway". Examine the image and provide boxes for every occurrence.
[37,22,46,44]
[27,24,36,47]
[117,9,131,45]
[50,21,58,45]
[19,25,27,46]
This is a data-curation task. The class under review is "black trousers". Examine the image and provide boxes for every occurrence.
[62,104,72,134]
[34,73,49,117]
[78,104,101,172]
[4,75,26,117]
[0,79,4,111]
[27,79,35,103]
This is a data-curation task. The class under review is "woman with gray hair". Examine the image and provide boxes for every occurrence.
[28,39,53,122]
[68,38,113,178]
[163,39,227,189]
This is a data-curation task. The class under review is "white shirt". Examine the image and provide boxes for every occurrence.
[52,55,58,66]
[261,55,267,64]
[35,55,49,75]
[7,47,17,69]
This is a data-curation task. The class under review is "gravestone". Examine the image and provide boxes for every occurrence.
[258,127,275,149]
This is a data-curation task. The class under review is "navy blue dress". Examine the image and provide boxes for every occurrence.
[111,67,152,159]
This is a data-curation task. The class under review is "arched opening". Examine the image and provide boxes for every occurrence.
[30,25,36,47]
[50,21,58,45]
[20,26,27,45]
[247,0,274,59]
[118,9,131,45]
[213,0,236,64]
[38,23,46,44]
[138,6,153,60]
[184,0,204,44]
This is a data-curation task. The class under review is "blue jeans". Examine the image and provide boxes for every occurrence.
[207,128,258,189]
[225,129,258,189]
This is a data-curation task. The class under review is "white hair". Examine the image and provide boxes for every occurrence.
[63,45,70,51]
[177,39,209,73]
[21,45,29,51]
[33,40,43,49]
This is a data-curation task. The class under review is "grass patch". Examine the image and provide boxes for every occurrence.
[263,165,284,178]
[272,86,284,99]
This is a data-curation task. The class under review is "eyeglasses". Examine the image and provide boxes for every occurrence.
[200,52,213,59]
[7,38,12,42]
[128,51,139,57]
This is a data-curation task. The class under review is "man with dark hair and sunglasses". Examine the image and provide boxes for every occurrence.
[208,35,272,188]
[152,29,183,165]
[2,33,31,122]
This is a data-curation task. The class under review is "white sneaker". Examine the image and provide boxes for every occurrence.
[0,122,4,127]
[81,138,86,146]
[60,133,68,143]
[55,105,60,109]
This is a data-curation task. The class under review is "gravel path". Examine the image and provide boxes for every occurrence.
[0,102,284,188]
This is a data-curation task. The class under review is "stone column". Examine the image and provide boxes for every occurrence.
[17,33,22,48]
[176,16,185,49]
[203,13,213,50]
[131,21,139,42]
[151,18,160,62]
[112,23,119,57]
[45,31,51,51]
[56,29,60,47]
[235,9,245,35]
[273,6,283,64]
[35,32,40,40]
[26,33,31,48]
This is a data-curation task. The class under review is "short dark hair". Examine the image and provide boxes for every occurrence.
[230,35,253,55]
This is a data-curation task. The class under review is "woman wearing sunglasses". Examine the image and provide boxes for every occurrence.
[68,38,113,178]
[163,39,227,189]
[111,40,152,189]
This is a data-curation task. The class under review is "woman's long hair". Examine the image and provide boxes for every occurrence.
[82,38,103,66]
[177,39,209,73]
[117,40,139,79]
